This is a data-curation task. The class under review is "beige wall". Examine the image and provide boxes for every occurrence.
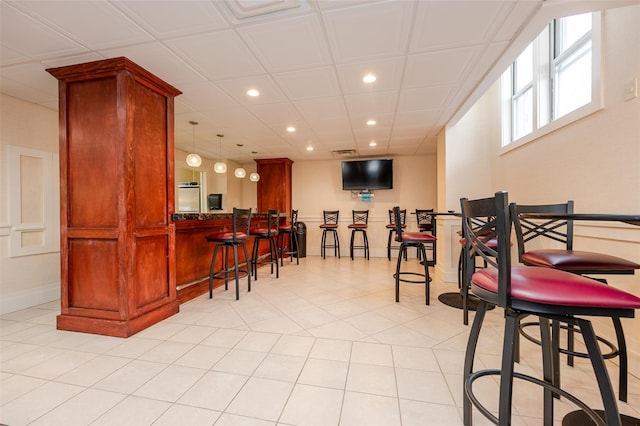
[0,94,60,313]
[292,155,437,258]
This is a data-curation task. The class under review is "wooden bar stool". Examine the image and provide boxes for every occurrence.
[206,207,252,300]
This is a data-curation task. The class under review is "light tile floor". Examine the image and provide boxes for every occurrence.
[2,256,639,425]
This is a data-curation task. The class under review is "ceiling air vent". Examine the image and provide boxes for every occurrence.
[332,149,357,157]
[224,0,309,20]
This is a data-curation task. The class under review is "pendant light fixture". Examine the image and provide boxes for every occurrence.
[249,151,260,182]
[185,121,202,167]
[213,134,227,174]
[234,144,247,178]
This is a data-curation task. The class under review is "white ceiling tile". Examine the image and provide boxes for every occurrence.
[322,1,414,63]
[0,77,55,105]
[344,91,397,116]
[0,45,29,66]
[1,63,58,97]
[237,14,331,72]
[410,1,511,52]
[115,1,230,39]
[273,67,341,100]
[393,110,440,129]
[98,42,204,88]
[336,57,405,94]
[494,1,543,42]
[41,53,107,69]
[404,47,477,88]
[294,97,348,120]
[11,1,153,50]
[165,30,265,81]
[215,74,287,105]
[397,85,454,112]
[0,3,87,59]
[248,102,303,125]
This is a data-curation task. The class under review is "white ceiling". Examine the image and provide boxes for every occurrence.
[1,0,633,163]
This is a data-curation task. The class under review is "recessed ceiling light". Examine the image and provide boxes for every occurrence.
[369,141,377,147]
[247,89,260,97]
[287,126,296,132]
[306,146,314,151]
[363,73,377,84]
[366,119,376,126]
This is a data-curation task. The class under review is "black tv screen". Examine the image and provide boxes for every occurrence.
[342,159,393,190]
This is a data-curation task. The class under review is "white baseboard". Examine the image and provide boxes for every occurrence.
[0,281,60,315]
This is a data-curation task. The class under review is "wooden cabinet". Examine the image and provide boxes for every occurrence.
[256,158,293,214]
[48,57,182,337]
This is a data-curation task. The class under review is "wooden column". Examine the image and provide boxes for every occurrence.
[256,158,293,214]
[48,57,182,337]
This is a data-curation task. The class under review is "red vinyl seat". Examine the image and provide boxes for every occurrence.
[392,206,436,305]
[461,192,640,425]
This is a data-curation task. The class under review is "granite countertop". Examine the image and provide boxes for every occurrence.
[172,212,277,221]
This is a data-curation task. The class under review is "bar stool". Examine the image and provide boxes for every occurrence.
[415,209,436,264]
[278,209,299,266]
[251,209,280,280]
[320,210,340,259]
[348,210,369,260]
[392,206,436,305]
[511,201,640,402]
[386,208,407,261]
[206,207,252,300]
[461,191,640,425]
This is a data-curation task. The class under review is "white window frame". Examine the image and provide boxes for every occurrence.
[501,12,602,152]
[7,145,60,257]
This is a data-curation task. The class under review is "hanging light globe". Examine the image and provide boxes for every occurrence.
[214,161,227,173]
[249,172,260,182]
[186,153,202,167]
[234,167,247,178]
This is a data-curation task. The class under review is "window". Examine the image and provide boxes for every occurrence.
[502,12,601,148]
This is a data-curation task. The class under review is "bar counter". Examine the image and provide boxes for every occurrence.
[172,212,276,303]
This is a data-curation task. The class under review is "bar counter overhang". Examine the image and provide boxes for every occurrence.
[173,212,282,304]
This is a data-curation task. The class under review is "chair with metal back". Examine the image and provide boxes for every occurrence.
[510,200,640,402]
[348,210,369,260]
[206,207,252,300]
[386,208,407,261]
[277,209,299,266]
[461,192,640,426]
[415,209,436,265]
[392,206,436,305]
[319,210,340,259]
[251,209,280,280]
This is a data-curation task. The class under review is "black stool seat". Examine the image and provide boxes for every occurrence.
[277,209,299,266]
[206,208,252,300]
[251,209,279,280]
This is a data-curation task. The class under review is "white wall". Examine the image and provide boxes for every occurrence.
[444,4,640,378]
[292,155,437,258]
[0,94,60,314]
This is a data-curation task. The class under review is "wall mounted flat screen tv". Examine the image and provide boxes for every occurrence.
[342,159,393,191]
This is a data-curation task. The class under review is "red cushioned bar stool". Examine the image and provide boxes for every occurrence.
[348,209,369,260]
[277,209,299,266]
[251,209,280,280]
[387,208,407,261]
[320,210,340,259]
[206,207,252,300]
[511,201,640,402]
[461,192,640,426]
[392,206,436,305]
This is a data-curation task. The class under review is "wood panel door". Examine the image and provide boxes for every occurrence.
[48,57,182,337]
